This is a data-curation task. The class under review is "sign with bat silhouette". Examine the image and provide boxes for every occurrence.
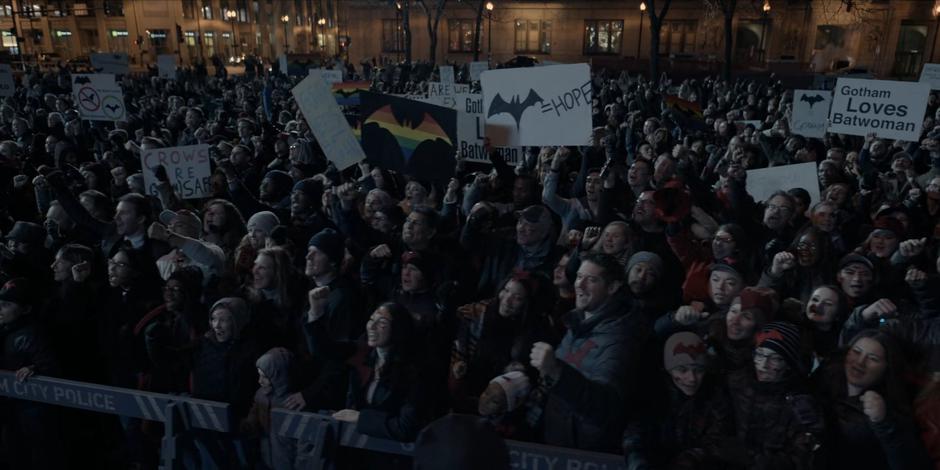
[157,54,177,80]
[359,91,457,181]
[90,53,129,75]
[71,74,126,122]
[292,73,366,170]
[140,144,212,199]
[828,78,929,141]
[0,65,13,98]
[790,90,832,139]
[919,63,940,90]
[481,63,592,146]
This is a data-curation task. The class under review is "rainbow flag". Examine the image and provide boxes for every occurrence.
[332,81,371,106]
[363,105,452,160]
[664,94,708,131]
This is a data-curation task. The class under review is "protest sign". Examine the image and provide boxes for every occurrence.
[481,63,592,146]
[920,63,940,90]
[140,144,212,199]
[0,65,13,98]
[439,65,455,84]
[311,68,343,84]
[90,53,130,75]
[360,91,457,181]
[72,74,126,122]
[293,73,365,170]
[454,93,521,164]
[791,90,832,139]
[157,55,177,79]
[746,162,820,207]
[469,61,489,82]
[828,78,929,141]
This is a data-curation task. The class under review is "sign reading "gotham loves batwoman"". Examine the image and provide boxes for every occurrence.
[827,78,929,141]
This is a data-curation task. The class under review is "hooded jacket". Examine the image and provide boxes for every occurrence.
[542,294,649,451]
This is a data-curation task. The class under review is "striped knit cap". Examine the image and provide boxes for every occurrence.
[755,321,806,376]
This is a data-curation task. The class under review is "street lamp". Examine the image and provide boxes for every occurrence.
[637,2,646,62]
[759,0,771,64]
[281,15,290,54]
[485,1,494,62]
[226,9,237,59]
[931,2,940,62]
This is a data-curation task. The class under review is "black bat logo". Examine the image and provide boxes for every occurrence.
[487,90,543,130]
[73,76,92,85]
[80,94,96,105]
[105,104,121,113]
[800,94,826,109]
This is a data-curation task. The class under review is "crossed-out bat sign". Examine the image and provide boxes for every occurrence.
[487,90,543,130]
[800,94,826,109]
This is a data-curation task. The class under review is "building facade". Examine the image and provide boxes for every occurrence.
[1,0,939,79]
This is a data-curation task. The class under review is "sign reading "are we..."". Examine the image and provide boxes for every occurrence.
[827,78,929,141]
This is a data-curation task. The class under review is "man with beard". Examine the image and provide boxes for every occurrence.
[625,251,676,320]
[224,167,293,223]
[530,253,649,451]
[286,178,335,259]
[462,204,562,297]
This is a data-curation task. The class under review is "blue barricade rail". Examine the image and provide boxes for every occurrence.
[271,408,628,470]
[0,370,231,432]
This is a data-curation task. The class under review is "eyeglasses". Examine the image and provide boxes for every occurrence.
[753,350,786,368]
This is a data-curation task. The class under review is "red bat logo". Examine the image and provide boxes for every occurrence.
[755,329,785,344]
[673,341,706,358]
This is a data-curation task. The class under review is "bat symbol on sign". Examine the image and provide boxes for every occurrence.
[105,104,122,113]
[74,76,92,85]
[488,90,543,130]
[800,94,826,109]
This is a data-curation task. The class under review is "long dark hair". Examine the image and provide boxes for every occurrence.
[840,329,913,414]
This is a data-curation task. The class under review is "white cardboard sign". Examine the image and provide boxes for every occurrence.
[0,65,13,98]
[828,78,929,141]
[746,162,820,207]
[439,65,455,84]
[791,90,832,139]
[157,54,177,79]
[919,63,940,90]
[292,73,365,170]
[141,144,212,199]
[481,63,592,146]
[72,74,127,122]
[90,53,130,75]
[469,61,489,82]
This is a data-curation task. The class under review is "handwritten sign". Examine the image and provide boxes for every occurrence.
[746,162,820,207]
[157,54,177,80]
[439,65,455,84]
[140,144,212,199]
[791,90,832,139]
[311,68,343,84]
[469,61,489,82]
[920,63,940,90]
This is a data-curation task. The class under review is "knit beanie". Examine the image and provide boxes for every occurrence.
[755,321,806,376]
[738,287,779,322]
[414,414,510,470]
[402,251,434,281]
[292,178,324,209]
[627,251,664,278]
[663,332,708,371]
[308,228,345,266]
[209,297,249,339]
[246,211,280,237]
[488,371,531,412]
[709,262,744,282]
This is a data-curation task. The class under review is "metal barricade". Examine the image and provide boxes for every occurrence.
[0,371,232,470]
[270,408,627,470]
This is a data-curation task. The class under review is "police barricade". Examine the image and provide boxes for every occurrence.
[0,371,232,470]
[271,408,627,470]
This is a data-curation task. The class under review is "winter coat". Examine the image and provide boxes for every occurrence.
[623,376,735,470]
[460,220,562,298]
[542,294,650,451]
[189,335,260,419]
[723,370,824,470]
[813,362,931,470]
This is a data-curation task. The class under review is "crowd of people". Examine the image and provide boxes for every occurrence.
[0,56,939,470]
